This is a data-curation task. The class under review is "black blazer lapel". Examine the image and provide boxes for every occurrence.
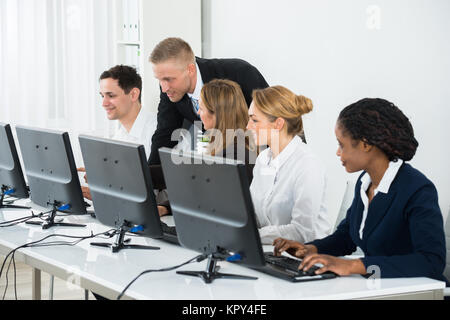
[362,191,396,241]
[177,94,199,123]
[349,181,366,248]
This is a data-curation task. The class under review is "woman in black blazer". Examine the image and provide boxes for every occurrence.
[273,98,448,283]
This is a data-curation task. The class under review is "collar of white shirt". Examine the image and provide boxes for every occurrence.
[117,106,149,139]
[187,62,203,102]
[265,135,303,172]
[360,159,404,194]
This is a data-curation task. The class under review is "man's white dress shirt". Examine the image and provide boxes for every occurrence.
[187,62,204,115]
[111,106,157,159]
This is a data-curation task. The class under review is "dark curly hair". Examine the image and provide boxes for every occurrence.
[99,65,142,103]
[337,98,418,161]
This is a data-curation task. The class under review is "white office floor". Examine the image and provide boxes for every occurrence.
[0,255,95,300]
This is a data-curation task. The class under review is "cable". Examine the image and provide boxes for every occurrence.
[0,210,52,228]
[1,197,17,205]
[13,255,17,300]
[2,195,20,202]
[2,251,18,300]
[0,229,116,300]
[117,254,208,300]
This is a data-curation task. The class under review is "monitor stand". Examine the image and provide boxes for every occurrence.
[177,254,258,284]
[0,186,31,210]
[90,220,160,253]
[25,201,86,229]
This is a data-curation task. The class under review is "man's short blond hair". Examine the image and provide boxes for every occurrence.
[150,37,195,67]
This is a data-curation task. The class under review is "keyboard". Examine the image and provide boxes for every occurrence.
[256,252,337,282]
[264,252,320,275]
[160,221,179,245]
[160,221,177,236]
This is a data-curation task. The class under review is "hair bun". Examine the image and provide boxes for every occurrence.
[295,95,313,115]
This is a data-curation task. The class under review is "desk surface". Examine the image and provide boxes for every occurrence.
[0,203,445,300]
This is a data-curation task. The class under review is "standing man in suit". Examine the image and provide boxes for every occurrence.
[148,37,269,165]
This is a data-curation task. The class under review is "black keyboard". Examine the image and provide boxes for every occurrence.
[160,221,177,236]
[264,252,320,276]
[159,221,180,245]
[232,252,337,282]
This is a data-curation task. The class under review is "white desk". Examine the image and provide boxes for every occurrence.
[0,204,445,300]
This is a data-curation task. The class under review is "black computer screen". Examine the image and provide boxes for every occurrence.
[78,134,163,239]
[159,147,265,268]
[15,125,86,214]
[0,123,29,199]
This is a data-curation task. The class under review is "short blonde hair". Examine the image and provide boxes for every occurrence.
[150,37,195,67]
[252,86,313,136]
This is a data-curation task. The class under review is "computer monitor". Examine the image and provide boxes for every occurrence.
[15,125,87,229]
[159,147,265,283]
[78,134,163,253]
[0,123,30,209]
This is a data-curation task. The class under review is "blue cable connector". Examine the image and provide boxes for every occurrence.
[4,188,16,196]
[57,204,71,211]
[131,225,144,233]
[226,253,242,262]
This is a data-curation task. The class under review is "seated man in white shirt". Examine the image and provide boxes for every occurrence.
[79,65,168,215]
[99,65,156,157]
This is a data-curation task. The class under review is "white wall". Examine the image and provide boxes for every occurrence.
[203,0,450,224]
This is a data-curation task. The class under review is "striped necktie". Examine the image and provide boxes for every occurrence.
[191,97,199,113]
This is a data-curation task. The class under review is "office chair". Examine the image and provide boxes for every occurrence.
[444,206,450,297]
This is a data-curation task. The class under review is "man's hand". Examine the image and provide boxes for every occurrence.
[81,186,92,201]
[158,206,170,217]
[77,167,88,183]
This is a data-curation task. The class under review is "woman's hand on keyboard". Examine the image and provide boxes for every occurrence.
[299,254,366,276]
[272,238,318,258]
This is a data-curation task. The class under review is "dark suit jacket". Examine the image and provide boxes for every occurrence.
[148,57,269,165]
[309,163,448,283]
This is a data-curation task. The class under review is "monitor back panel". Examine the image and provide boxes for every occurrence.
[15,126,86,214]
[159,148,265,267]
[0,123,29,198]
[79,135,163,238]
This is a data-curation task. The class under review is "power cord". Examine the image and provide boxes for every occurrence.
[1,195,18,205]
[0,229,116,300]
[117,254,208,300]
[0,210,52,228]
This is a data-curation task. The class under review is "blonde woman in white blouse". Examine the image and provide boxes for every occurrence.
[247,86,332,245]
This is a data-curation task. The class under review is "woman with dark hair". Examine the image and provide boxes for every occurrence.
[273,98,448,283]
